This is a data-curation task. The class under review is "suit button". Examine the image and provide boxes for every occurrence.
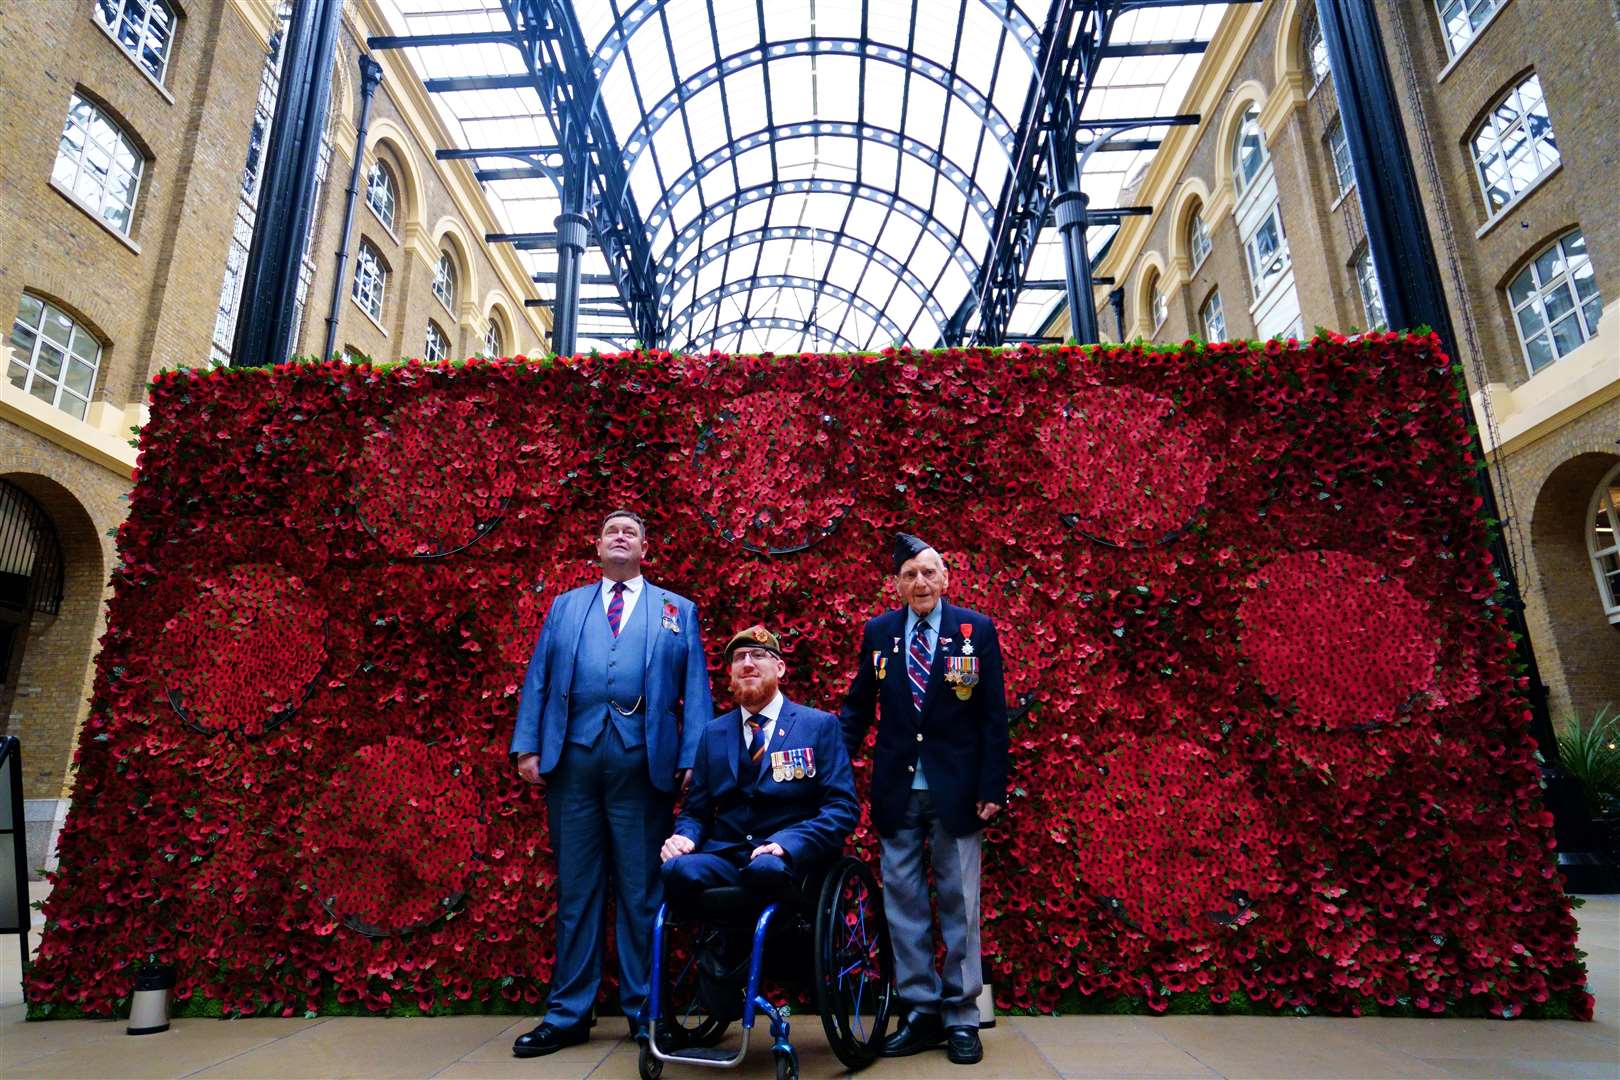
[745,834,753,842]
[916,733,923,742]
[907,766,915,773]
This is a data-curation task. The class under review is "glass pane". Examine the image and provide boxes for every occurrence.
[63,357,96,396]
[7,360,30,390]
[58,392,88,421]
[28,374,58,404]
[1543,282,1576,324]
[1516,302,1546,339]
[15,293,44,328]
[35,341,65,379]
[1524,332,1554,373]
[1533,245,1564,284]
[9,324,37,358]
[68,326,98,361]
[1571,258,1598,302]
[1549,313,1585,357]
[1562,231,1587,260]
[1508,267,1536,308]
[40,310,72,348]
[1581,295,1602,335]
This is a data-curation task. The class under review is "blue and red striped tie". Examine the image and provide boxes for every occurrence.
[908,623,932,712]
[607,581,627,636]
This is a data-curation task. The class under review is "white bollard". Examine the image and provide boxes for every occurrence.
[127,966,175,1035]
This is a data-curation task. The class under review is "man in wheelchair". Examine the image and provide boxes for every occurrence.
[658,625,859,1020]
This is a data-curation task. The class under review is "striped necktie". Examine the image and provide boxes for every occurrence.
[744,716,766,782]
[606,581,627,636]
[908,622,932,712]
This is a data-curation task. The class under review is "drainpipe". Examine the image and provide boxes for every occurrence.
[321,53,384,362]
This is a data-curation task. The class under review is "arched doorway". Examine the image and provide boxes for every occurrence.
[1530,452,1620,724]
[0,476,108,877]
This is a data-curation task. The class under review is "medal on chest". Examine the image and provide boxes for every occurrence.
[944,654,980,700]
[959,622,974,656]
[872,649,887,680]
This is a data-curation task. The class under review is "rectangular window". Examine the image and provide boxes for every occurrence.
[1200,290,1226,342]
[1437,0,1503,57]
[1245,206,1289,300]
[1328,120,1353,197]
[1354,246,1387,331]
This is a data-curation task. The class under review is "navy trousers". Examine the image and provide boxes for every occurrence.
[661,846,795,908]
[544,724,671,1027]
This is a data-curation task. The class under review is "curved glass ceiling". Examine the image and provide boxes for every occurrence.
[377,0,1229,353]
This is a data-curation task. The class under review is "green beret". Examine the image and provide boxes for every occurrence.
[724,624,783,659]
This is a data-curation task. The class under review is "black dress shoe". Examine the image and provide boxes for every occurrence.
[512,1019,591,1058]
[946,1025,984,1065]
[879,1009,946,1057]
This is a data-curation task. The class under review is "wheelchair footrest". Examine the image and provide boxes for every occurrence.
[665,1046,738,1063]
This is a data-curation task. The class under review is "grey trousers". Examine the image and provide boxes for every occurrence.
[880,788,983,1029]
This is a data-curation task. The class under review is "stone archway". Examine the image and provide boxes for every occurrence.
[0,475,109,877]
[1530,451,1620,724]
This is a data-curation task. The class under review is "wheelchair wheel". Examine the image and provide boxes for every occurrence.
[814,856,895,1071]
[654,917,731,1050]
[774,1048,799,1080]
[637,1040,662,1080]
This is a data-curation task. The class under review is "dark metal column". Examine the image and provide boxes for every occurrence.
[1314,0,1597,880]
[321,53,383,362]
[551,210,589,357]
[1053,189,1099,345]
[230,0,345,367]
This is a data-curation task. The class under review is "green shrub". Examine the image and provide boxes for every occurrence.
[1557,703,1620,817]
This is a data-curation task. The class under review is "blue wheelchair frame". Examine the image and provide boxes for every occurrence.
[645,901,796,1073]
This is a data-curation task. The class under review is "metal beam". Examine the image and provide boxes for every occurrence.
[1097,39,1208,58]
[473,166,553,182]
[678,317,864,355]
[436,145,558,160]
[367,30,516,49]
[422,74,532,94]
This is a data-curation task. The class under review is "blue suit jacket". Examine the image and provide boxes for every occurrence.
[839,600,1008,838]
[674,697,858,868]
[510,581,713,792]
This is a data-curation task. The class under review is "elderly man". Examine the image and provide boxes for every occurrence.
[510,510,713,1057]
[840,532,1008,1066]
[661,625,858,903]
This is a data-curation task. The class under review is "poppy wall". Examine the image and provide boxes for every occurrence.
[25,336,1591,1021]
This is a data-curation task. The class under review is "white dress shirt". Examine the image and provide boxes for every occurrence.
[600,574,645,625]
[741,689,786,752]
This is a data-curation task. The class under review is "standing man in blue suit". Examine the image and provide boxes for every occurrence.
[510,510,713,1058]
[840,532,1008,1066]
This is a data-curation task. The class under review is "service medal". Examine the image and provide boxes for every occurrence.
[874,650,887,680]
[954,685,973,700]
[793,764,805,780]
[804,747,816,778]
[960,621,974,655]
[773,766,786,782]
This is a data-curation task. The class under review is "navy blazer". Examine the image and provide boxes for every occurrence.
[839,600,1009,838]
[510,581,713,792]
[674,697,858,868]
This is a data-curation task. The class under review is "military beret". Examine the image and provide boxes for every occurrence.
[724,624,783,659]
[892,531,933,573]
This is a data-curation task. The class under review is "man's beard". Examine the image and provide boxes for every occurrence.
[731,679,775,711]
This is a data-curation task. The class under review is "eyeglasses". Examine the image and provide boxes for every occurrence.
[729,648,777,664]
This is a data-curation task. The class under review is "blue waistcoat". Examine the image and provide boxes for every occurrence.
[566,587,649,748]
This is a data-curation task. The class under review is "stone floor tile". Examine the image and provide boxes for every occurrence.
[184,1015,515,1079]
[1418,1059,1620,1080]
[459,1025,627,1064]
[1030,1038,1221,1078]
[1012,1015,1177,1044]
[4,1019,320,1080]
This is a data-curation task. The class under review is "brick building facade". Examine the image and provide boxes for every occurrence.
[1050,0,1619,727]
[0,0,550,873]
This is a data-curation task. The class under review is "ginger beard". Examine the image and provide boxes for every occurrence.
[728,647,785,712]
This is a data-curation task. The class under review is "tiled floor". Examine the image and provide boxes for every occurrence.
[3,884,1615,1080]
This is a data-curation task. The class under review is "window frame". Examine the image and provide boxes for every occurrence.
[365,160,398,234]
[1188,209,1212,271]
[483,319,503,358]
[352,240,388,323]
[7,293,104,421]
[1303,11,1330,88]
[52,92,146,236]
[1244,204,1290,301]
[424,320,449,363]
[1436,0,1504,58]
[1353,245,1387,331]
[1327,119,1354,199]
[1199,289,1226,342]
[1232,106,1267,196]
[1589,462,1620,624]
[432,252,457,312]
[1506,228,1602,376]
[93,0,178,85]
[1470,73,1559,216]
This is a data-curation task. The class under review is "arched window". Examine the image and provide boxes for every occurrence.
[1302,10,1330,88]
[424,321,449,363]
[8,294,103,421]
[432,252,457,310]
[1149,275,1168,331]
[483,318,503,358]
[1437,0,1503,57]
[95,0,177,83]
[1508,229,1602,374]
[1200,290,1226,342]
[52,93,144,235]
[1470,74,1558,214]
[1591,463,1620,623]
[1353,245,1387,331]
[1232,107,1266,194]
[1244,206,1289,300]
[1188,209,1212,269]
[366,160,398,232]
[352,241,387,321]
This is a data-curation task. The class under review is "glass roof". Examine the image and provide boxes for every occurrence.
[376,0,1230,353]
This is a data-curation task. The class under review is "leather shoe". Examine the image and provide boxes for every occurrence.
[946,1025,983,1065]
[880,1009,946,1057]
[512,1019,590,1058]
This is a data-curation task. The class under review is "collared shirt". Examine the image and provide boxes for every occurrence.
[600,574,645,625]
[902,604,941,790]
[741,690,785,752]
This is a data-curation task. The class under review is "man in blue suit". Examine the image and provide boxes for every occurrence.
[510,510,713,1057]
[660,625,858,900]
[840,532,1008,1066]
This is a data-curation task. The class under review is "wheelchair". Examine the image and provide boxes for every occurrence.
[639,855,894,1080]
